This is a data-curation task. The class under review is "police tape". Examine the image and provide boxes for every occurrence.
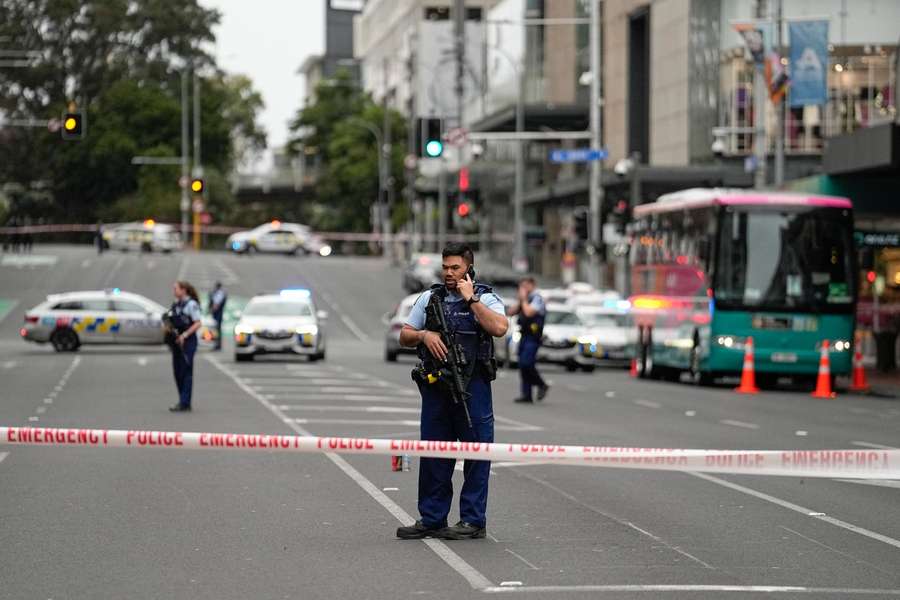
[1,426,897,479]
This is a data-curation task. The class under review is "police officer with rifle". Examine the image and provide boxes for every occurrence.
[397,243,508,540]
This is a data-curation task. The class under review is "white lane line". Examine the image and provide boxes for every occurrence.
[684,410,696,417]
[515,469,714,570]
[137,357,148,367]
[689,471,900,551]
[28,416,39,422]
[605,391,615,398]
[852,441,897,449]
[278,405,420,414]
[0,299,19,324]
[482,584,900,595]
[834,479,900,489]
[267,394,419,405]
[287,418,533,432]
[504,548,541,570]
[101,255,126,288]
[0,452,8,464]
[206,355,493,590]
[251,386,417,396]
[35,407,46,414]
[779,525,895,577]
[719,419,759,430]
[795,430,808,437]
[81,259,92,268]
[633,399,661,409]
[317,290,370,342]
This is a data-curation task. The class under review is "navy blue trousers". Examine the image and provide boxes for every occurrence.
[172,336,197,408]
[417,375,494,529]
[518,336,545,400]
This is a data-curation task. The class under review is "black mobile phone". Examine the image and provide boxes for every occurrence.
[466,265,476,281]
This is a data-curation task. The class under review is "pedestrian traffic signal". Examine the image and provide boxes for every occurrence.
[190,178,204,194]
[612,199,631,234]
[574,208,589,240]
[61,111,84,140]
[418,117,444,158]
[456,202,471,218]
[458,167,470,192]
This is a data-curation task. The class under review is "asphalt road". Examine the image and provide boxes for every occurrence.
[1,245,899,600]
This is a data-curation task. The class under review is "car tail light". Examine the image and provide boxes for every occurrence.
[24,314,38,324]
[20,327,28,337]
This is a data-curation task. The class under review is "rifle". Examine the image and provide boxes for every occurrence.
[424,293,473,429]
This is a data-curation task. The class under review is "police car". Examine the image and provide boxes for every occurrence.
[21,289,168,352]
[233,289,327,362]
[104,220,182,253]
[227,221,332,257]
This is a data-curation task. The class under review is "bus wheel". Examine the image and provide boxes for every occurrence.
[690,338,713,385]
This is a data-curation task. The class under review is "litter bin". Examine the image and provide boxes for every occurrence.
[874,331,897,372]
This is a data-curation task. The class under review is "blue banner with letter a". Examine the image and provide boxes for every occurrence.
[789,20,829,107]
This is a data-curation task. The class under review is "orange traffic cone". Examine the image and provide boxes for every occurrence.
[849,344,869,393]
[734,337,759,394]
[811,340,835,399]
[629,357,638,377]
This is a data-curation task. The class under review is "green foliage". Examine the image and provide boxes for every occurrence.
[0,0,265,224]
[288,70,408,232]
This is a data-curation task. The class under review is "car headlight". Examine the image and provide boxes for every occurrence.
[318,245,332,257]
[576,335,598,345]
[295,325,319,335]
[235,325,255,336]
[820,339,850,352]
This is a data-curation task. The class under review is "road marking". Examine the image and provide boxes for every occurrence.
[81,259,92,268]
[482,584,900,595]
[1,254,58,267]
[35,407,46,414]
[268,394,419,405]
[795,430,808,436]
[252,385,417,396]
[317,290,370,342]
[779,525,895,577]
[504,549,541,570]
[207,355,493,590]
[852,441,896,449]
[278,405,420,414]
[684,410,696,417]
[101,255,126,288]
[689,471,900,551]
[214,258,240,284]
[719,419,759,430]
[0,299,20,324]
[2,360,17,369]
[494,415,542,432]
[137,357,148,367]
[176,256,190,281]
[633,399,661,409]
[605,391,615,398]
[514,469,714,570]
[286,418,533,431]
[565,384,586,393]
[28,416,38,422]
[0,452,7,464]
[146,260,156,270]
[834,479,900,489]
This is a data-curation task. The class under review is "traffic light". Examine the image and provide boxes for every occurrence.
[61,111,84,140]
[612,199,631,234]
[574,208,589,240]
[456,201,471,218]
[190,178,205,194]
[418,117,443,158]
[458,167,470,192]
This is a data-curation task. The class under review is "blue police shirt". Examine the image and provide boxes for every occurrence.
[180,298,202,323]
[527,293,546,314]
[405,289,505,330]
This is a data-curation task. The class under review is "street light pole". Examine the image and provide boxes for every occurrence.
[753,0,768,189]
[180,69,190,245]
[774,0,785,186]
[588,0,604,287]
[348,118,386,249]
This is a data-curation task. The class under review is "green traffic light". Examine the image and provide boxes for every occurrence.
[425,140,443,158]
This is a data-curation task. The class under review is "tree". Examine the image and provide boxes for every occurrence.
[0,0,265,224]
[288,70,407,232]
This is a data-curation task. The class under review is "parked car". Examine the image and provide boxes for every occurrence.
[500,304,596,372]
[402,253,442,293]
[382,293,421,362]
[104,220,181,253]
[227,221,331,257]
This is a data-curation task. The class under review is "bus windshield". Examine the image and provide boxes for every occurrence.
[715,207,854,312]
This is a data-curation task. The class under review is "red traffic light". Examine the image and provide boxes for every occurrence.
[456,202,471,218]
[867,271,877,283]
[458,167,470,192]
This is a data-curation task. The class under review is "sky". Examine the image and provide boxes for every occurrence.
[201,0,325,171]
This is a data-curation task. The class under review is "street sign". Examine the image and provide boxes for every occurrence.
[446,127,468,147]
[549,148,608,163]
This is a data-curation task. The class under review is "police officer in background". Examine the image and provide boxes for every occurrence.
[166,280,202,412]
[507,276,549,403]
[396,243,508,540]
[208,281,228,351]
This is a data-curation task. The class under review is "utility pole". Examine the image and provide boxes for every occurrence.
[773,0,785,186]
[454,0,465,129]
[588,0,604,287]
[192,71,203,250]
[405,51,419,256]
[382,58,395,262]
[180,69,190,246]
[753,0,768,189]
[512,54,526,272]
[438,159,447,251]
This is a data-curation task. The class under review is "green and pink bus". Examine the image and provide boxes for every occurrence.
[628,189,856,386]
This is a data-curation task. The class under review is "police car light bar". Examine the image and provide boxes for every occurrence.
[279,289,311,299]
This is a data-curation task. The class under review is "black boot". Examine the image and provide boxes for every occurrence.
[396,520,442,540]
[436,521,486,540]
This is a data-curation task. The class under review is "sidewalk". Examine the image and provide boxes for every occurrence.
[838,369,900,398]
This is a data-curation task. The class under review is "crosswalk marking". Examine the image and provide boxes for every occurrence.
[277,405,420,414]
[266,394,419,404]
